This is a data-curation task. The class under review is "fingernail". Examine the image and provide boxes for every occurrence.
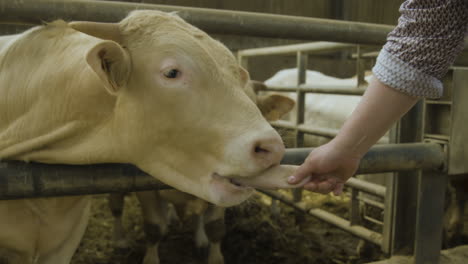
[288,176,296,183]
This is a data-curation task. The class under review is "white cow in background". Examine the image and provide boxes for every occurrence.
[264,68,379,147]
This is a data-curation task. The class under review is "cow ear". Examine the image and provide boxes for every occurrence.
[239,67,250,87]
[86,41,131,95]
[257,94,295,121]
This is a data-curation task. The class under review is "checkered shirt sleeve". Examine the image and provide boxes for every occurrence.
[372,0,468,98]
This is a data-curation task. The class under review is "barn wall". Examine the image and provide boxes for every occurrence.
[343,0,404,25]
[0,1,406,80]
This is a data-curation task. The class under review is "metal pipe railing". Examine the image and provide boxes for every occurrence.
[263,85,365,95]
[238,42,356,57]
[0,162,171,200]
[271,120,389,144]
[347,178,386,197]
[282,143,445,174]
[0,0,393,45]
[258,189,383,245]
[0,143,445,200]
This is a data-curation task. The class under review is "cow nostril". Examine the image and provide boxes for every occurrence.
[254,146,270,153]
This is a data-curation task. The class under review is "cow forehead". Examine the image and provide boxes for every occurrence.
[121,10,242,84]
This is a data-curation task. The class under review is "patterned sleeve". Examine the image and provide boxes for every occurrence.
[372,0,468,98]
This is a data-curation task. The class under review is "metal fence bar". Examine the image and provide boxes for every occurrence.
[0,143,444,200]
[281,143,445,174]
[0,162,170,200]
[413,170,447,264]
[259,189,383,245]
[271,121,389,144]
[264,85,365,95]
[347,178,386,197]
[0,0,394,45]
[270,120,339,138]
[238,42,355,57]
[358,195,385,210]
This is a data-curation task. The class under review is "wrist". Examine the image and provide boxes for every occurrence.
[329,135,367,160]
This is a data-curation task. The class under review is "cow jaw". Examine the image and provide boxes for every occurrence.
[208,165,310,207]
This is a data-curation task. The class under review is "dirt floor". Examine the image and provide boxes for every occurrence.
[71,191,385,264]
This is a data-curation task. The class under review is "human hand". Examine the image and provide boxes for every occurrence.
[287,140,362,195]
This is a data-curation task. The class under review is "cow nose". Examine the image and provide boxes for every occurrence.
[251,135,285,168]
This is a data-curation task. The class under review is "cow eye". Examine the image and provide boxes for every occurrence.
[163,69,181,79]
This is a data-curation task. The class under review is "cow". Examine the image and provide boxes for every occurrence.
[0,10,306,264]
[108,80,295,264]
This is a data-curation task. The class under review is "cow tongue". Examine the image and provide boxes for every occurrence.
[230,165,310,190]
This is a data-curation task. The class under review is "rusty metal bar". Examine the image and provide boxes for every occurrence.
[264,85,365,95]
[0,0,394,45]
[239,42,355,57]
[0,162,170,200]
[347,178,386,197]
[357,195,385,210]
[271,120,389,144]
[282,143,445,174]
[258,189,383,245]
[271,120,339,138]
[0,143,444,200]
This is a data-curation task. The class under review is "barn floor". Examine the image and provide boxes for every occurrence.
[71,192,385,264]
[366,245,468,264]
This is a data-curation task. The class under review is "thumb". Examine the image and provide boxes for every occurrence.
[288,157,317,184]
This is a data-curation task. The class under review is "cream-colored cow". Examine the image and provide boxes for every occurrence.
[108,81,295,264]
[0,11,303,264]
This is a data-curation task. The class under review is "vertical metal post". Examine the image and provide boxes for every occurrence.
[295,51,307,148]
[350,188,361,225]
[413,170,447,264]
[356,45,367,88]
[381,125,399,254]
[292,51,308,204]
[390,101,425,255]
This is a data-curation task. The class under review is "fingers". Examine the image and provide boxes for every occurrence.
[303,177,340,194]
[301,177,345,196]
[332,182,344,196]
[288,157,316,184]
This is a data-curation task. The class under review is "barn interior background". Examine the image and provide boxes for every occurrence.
[1,1,467,264]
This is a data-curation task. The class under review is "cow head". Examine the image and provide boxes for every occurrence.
[63,11,295,206]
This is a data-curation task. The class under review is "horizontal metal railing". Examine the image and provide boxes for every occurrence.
[0,0,393,45]
[258,189,384,245]
[282,143,445,174]
[238,42,357,57]
[0,143,445,200]
[261,85,365,95]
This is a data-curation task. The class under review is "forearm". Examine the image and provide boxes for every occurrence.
[332,78,419,158]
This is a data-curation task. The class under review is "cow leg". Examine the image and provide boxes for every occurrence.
[443,181,463,247]
[108,193,130,249]
[39,197,91,264]
[196,205,225,264]
[136,191,169,264]
[0,248,30,264]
